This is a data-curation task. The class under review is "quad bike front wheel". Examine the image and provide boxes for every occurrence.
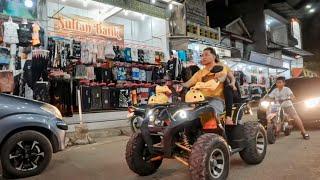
[267,123,276,144]
[125,133,162,176]
[189,134,230,180]
[130,115,144,133]
[240,121,267,165]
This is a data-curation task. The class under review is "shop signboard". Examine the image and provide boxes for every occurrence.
[249,51,283,68]
[0,0,37,20]
[185,0,207,26]
[53,14,124,46]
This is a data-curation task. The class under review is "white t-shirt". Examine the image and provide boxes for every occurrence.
[3,21,19,44]
[269,87,294,107]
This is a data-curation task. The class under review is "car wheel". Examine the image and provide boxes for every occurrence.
[189,133,230,180]
[0,130,53,178]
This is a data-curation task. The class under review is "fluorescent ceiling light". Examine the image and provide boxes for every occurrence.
[124,10,129,16]
[151,0,156,4]
[169,3,173,10]
[309,8,315,13]
[306,4,312,9]
[24,0,33,8]
[100,7,123,21]
[141,14,146,20]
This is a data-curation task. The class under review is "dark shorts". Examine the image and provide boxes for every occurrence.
[283,106,299,119]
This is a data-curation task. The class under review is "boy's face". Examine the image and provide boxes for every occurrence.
[276,80,285,88]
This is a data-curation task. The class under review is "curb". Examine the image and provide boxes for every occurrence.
[66,126,133,139]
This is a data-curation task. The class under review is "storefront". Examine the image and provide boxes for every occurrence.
[0,0,173,123]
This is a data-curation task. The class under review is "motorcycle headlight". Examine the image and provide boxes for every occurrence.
[41,104,63,120]
[305,98,320,108]
[260,101,270,109]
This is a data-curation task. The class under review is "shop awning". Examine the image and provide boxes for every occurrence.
[292,68,318,78]
[224,58,289,71]
[283,47,314,56]
[249,51,286,69]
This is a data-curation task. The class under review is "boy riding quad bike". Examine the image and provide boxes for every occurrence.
[125,65,267,180]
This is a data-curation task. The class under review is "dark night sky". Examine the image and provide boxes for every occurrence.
[206,0,320,73]
[302,5,320,73]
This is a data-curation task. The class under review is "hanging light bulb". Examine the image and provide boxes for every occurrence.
[169,3,173,10]
[124,10,129,16]
[151,0,156,4]
[83,0,89,7]
[141,14,146,20]
[24,0,33,8]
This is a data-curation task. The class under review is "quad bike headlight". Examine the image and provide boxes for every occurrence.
[179,110,187,119]
[305,98,320,108]
[260,101,270,109]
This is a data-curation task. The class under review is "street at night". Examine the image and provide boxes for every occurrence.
[16,130,320,180]
[1,0,320,179]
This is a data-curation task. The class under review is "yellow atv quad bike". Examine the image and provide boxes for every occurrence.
[125,65,267,180]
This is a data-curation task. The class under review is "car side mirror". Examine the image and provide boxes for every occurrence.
[210,65,224,74]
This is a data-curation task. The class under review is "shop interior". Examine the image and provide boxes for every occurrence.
[0,0,171,117]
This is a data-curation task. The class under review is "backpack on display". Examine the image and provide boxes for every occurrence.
[91,86,102,110]
[131,48,138,62]
[124,48,132,62]
[119,89,130,108]
[101,87,111,109]
[138,49,145,63]
[80,86,91,112]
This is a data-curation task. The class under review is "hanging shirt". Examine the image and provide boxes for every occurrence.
[3,21,19,44]
[32,23,41,46]
[18,23,32,47]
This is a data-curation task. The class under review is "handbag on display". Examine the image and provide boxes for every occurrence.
[75,65,87,79]
[131,48,138,62]
[33,81,50,103]
[0,47,10,65]
[0,70,14,93]
[119,89,130,108]
[132,67,140,81]
[139,68,146,82]
[138,49,144,63]
[105,43,115,60]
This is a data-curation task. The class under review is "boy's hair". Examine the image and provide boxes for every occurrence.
[276,76,286,82]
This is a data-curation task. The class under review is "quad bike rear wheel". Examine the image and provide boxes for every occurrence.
[240,122,267,165]
[125,133,162,176]
[267,123,276,144]
[189,134,230,180]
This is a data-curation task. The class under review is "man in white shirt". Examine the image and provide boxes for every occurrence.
[269,76,309,140]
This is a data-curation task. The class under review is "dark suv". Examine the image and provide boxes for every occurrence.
[257,77,320,125]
